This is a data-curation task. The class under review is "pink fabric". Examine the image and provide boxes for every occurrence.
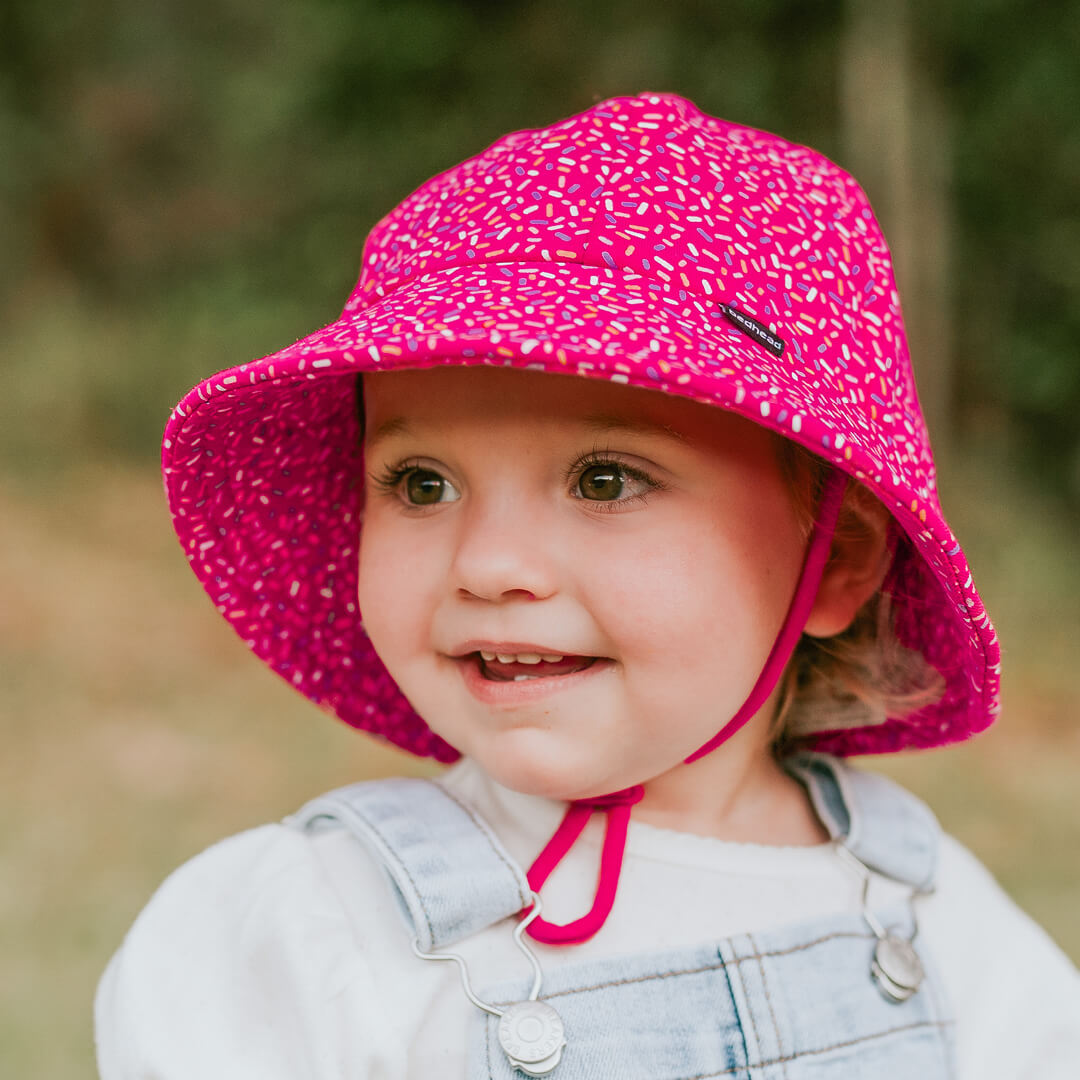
[525,786,645,944]
[162,92,1000,762]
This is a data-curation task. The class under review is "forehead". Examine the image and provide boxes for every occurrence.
[361,366,762,452]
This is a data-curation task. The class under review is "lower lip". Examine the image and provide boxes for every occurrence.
[454,654,613,706]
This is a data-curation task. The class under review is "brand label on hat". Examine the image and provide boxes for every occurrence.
[720,304,785,358]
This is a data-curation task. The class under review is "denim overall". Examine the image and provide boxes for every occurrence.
[290,754,955,1079]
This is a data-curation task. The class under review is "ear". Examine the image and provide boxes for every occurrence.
[803,487,892,639]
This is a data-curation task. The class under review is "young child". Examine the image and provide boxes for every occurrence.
[96,93,1079,1078]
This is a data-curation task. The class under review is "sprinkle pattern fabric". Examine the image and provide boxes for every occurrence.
[163,92,999,761]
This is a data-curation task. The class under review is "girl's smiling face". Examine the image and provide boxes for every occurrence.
[357,366,808,807]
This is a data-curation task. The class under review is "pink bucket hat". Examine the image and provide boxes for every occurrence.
[163,92,1000,766]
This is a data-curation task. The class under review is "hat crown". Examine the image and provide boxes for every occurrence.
[346,93,926,498]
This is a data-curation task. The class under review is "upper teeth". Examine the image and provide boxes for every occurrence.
[480,650,564,664]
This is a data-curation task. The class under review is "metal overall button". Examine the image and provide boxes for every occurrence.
[835,842,926,1003]
[871,935,925,1003]
[498,1000,566,1076]
[411,893,567,1076]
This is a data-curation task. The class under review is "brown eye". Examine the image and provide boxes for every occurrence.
[578,463,625,501]
[405,469,459,505]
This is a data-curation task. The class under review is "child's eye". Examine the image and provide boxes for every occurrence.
[370,463,461,506]
[570,455,663,510]
[578,463,630,500]
[403,469,460,505]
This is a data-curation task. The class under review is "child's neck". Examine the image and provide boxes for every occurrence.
[632,730,828,847]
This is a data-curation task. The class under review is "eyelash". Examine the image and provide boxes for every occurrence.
[368,451,665,512]
[370,458,425,495]
[563,450,666,512]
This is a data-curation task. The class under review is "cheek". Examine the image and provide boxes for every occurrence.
[583,535,731,654]
[588,510,799,676]
[356,532,390,656]
[356,513,426,660]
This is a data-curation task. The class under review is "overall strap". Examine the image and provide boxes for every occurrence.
[287,778,532,951]
[783,752,941,892]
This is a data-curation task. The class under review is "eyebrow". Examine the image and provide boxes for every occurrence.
[367,415,412,448]
[580,413,688,443]
[365,411,688,448]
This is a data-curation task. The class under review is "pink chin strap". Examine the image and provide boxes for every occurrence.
[523,469,848,945]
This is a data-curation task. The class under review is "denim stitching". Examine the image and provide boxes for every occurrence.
[732,942,766,1080]
[714,941,755,1080]
[748,932,788,1080]
[437,783,533,908]
[491,930,873,1004]
[481,1008,950,1080]
[680,1020,954,1079]
[351,807,436,947]
[484,1012,496,1078]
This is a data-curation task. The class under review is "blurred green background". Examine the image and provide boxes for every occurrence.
[1,1,1078,1076]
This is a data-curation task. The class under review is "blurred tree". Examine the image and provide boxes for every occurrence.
[934,0,1080,494]
[841,0,954,448]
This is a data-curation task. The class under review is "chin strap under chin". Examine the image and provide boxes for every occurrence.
[523,469,849,945]
[524,785,645,944]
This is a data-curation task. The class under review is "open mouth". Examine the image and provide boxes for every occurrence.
[472,652,601,682]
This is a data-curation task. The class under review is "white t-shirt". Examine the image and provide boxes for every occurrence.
[96,757,1080,1078]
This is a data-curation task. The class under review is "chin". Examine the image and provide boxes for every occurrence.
[479,751,573,801]
[471,737,625,804]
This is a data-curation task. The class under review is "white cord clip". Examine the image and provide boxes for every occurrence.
[412,892,567,1075]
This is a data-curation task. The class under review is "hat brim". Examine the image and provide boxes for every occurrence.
[164,262,999,760]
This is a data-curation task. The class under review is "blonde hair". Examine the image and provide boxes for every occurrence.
[772,442,945,749]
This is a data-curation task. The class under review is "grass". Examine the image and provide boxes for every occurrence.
[1,457,1077,1078]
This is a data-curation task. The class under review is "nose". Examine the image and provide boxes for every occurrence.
[450,490,560,603]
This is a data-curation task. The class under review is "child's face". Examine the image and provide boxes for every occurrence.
[357,366,807,801]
